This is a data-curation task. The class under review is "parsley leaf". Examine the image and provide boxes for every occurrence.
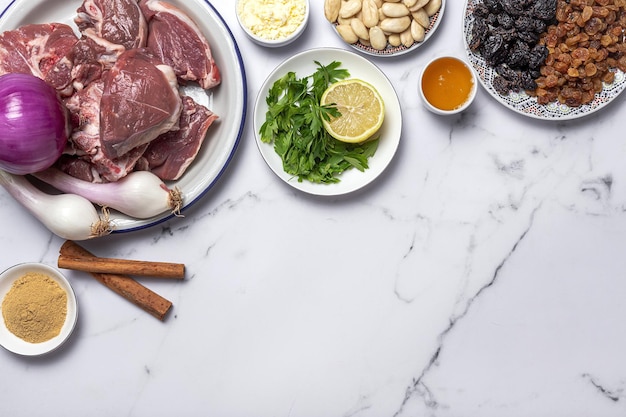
[260,61,379,184]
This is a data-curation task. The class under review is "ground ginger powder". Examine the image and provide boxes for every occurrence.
[2,272,67,343]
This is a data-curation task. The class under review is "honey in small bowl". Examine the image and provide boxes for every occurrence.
[419,56,476,114]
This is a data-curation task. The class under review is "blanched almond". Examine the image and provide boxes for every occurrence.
[336,24,359,43]
[324,0,341,22]
[424,0,442,16]
[400,28,414,47]
[381,2,410,17]
[403,0,418,7]
[412,8,430,28]
[380,16,411,33]
[369,26,388,50]
[411,19,425,41]
[339,0,362,19]
[361,0,379,27]
[337,16,352,25]
[408,0,430,11]
[388,33,402,46]
[351,18,370,40]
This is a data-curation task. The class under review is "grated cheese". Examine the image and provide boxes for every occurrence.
[237,0,306,41]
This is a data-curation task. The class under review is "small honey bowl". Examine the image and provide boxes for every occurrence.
[419,56,477,115]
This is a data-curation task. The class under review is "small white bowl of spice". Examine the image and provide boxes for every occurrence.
[236,0,309,47]
[0,262,78,356]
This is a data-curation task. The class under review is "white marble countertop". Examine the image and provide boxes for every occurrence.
[2,1,626,416]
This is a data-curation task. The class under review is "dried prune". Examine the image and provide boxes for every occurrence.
[493,75,512,95]
[508,41,531,67]
[528,44,549,68]
[519,71,538,90]
[501,0,526,16]
[469,17,489,50]
[496,63,520,81]
[483,0,502,12]
[470,0,557,96]
[473,4,491,17]
[498,13,515,29]
[483,34,509,65]
[533,0,558,19]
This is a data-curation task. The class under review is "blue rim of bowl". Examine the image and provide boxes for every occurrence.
[121,0,247,233]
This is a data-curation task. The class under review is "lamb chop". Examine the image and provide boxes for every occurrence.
[0,23,78,96]
[75,0,148,51]
[141,95,219,181]
[139,0,221,89]
[99,48,182,160]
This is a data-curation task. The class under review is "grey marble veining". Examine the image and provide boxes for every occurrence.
[2,1,626,416]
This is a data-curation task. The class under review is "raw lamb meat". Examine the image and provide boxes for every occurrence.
[0,23,78,96]
[142,95,218,181]
[56,155,100,183]
[139,0,221,89]
[0,0,221,187]
[64,79,104,160]
[99,48,182,159]
[75,0,147,51]
[64,79,148,182]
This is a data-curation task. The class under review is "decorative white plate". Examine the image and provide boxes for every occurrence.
[0,0,246,233]
[254,48,402,196]
[463,0,626,120]
[0,263,78,356]
[331,0,446,58]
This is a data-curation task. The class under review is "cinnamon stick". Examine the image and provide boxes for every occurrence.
[58,247,185,279]
[59,241,173,320]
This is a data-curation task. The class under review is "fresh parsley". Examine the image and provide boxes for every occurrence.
[260,61,379,184]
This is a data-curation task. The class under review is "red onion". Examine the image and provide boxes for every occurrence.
[0,73,69,175]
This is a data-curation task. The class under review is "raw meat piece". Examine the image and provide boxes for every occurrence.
[0,23,79,96]
[64,79,104,159]
[69,33,128,92]
[64,79,148,182]
[75,0,148,51]
[100,48,182,159]
[139,0,221,89]
[56,155,100,182]
[94,143,149,182]
[142,95,218,181]
[57,145,148,183]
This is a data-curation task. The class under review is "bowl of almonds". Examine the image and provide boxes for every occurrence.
[325,0,445,57]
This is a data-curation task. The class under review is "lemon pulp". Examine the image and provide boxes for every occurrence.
[320,79,385,143]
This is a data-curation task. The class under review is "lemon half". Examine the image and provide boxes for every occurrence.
[320,79,385,143]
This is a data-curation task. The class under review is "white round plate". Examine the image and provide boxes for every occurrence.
[0,0,246,233]
[463,0,626,120]
[254,48,402,196]
[331,0,446,57]
[0,263,78,356]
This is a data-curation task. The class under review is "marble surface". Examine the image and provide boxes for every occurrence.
[2,1,626,416]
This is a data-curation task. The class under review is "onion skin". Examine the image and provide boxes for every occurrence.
[0,73,69,175]
[34,168,183,219]
[0,169,112,240]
